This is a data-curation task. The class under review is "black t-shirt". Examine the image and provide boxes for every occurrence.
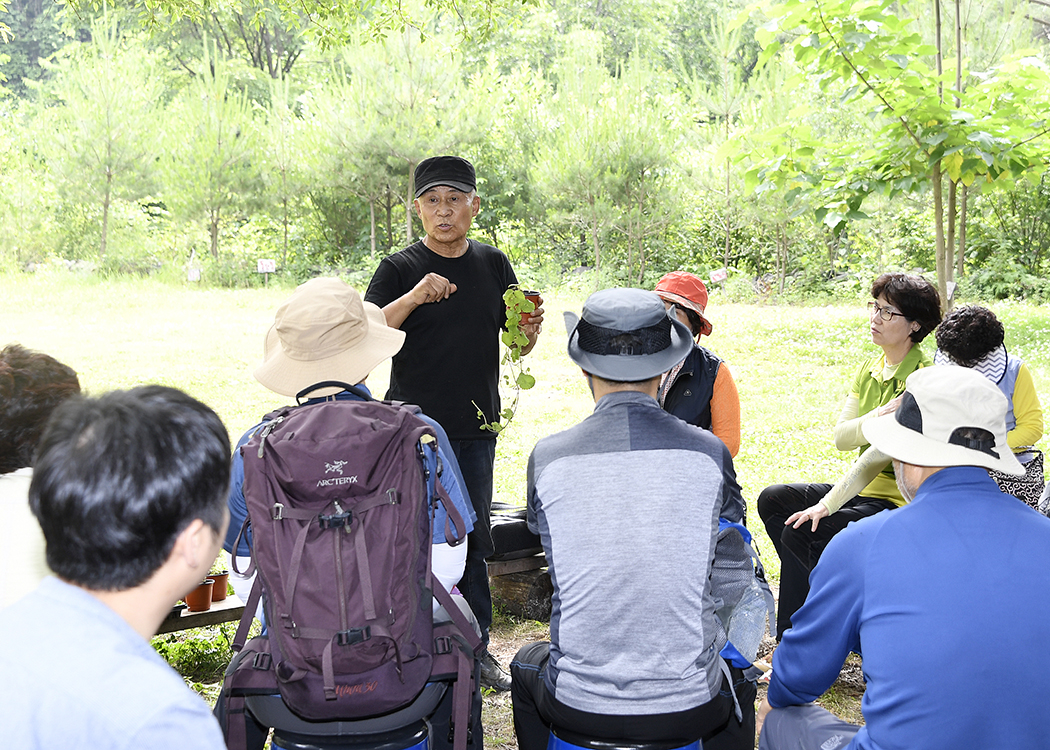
[365,239,517,440]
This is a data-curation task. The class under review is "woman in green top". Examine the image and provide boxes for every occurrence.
[758,273,942,640]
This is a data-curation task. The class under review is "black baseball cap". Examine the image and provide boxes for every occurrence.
[414,155,477,198]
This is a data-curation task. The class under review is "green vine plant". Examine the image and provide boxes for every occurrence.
[475,286,538,434]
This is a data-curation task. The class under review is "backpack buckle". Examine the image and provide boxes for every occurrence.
[386,488,400,505]
[318,509,352,529]
[434,635,453,655]
[271,503,284,520]
[252,652,272,670]
[336,627,371,646]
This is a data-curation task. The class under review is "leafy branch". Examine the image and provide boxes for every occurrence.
[474,286,537,434]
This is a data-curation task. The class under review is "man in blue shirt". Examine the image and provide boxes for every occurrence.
[0,386,232,749]
[759,367,1050,750]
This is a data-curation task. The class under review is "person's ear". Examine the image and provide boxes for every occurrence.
[413,198,422,217]
[172,518,210,570]
[471,194,480,217]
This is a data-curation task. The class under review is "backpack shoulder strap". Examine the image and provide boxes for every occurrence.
[432,581,482,750]
[217,637,278,750]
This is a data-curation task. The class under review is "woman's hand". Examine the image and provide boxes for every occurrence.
[786,502,830,532]
[756,696,773,738]
[877,395,904,417]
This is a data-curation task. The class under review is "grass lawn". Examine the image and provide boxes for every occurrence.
[5,270,1049,745]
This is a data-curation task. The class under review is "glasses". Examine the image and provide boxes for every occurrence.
[867,301,907,322]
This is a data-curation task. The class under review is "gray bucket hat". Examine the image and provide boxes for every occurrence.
[565,288,693,382]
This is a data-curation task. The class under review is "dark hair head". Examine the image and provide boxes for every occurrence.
[0,344,80,474]
[935,305,1005,367]
[29,386,231,591]
[672,304,706,338]
[870,273,942,343]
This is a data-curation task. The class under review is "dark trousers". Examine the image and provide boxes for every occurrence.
[449,438,496,648]
[757,483,896,639]
[510,642,736,750]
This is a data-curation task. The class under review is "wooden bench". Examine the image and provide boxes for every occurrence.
[488,553,552,622]
[156,594,246,635]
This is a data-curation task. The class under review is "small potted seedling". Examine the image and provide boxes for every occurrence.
[206,554,230,602]
[475,286,539,434]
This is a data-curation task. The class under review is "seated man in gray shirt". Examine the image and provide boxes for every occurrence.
[0,386,231,749]
[510,288,747,750]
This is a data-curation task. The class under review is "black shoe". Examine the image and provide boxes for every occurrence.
[479,650,512,692]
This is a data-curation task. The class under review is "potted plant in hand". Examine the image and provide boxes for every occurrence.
[475,285,539,434]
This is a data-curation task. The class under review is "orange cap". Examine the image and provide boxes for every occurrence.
[654,271,712,336]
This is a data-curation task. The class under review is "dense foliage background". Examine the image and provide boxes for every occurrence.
[1,0,1049,300]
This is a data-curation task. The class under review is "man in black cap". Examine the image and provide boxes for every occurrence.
[509,288,747,750]
[365,155,543,690]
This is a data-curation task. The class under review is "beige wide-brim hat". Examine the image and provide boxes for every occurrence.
[254,277,405,398]
[862,367,1024,476]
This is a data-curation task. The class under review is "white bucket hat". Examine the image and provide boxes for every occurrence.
[254,278,405,397]
[862,367,1023,476]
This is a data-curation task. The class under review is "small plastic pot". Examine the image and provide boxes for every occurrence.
[207,572,230,602]
[518,291,541,324]
[184,579,214,612]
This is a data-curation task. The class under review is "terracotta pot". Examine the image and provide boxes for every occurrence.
[518,291,541,324]
[207,572,229,602]
[184,579,214,612]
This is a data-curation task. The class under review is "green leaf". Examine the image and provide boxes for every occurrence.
[516,373,536,389]
[887,54,908,69]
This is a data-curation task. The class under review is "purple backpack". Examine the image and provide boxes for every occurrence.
[220,384,479,750]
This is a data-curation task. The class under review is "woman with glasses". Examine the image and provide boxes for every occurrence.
[757,273,942,641]
[653,271,741,457]
[798,305,1044,517]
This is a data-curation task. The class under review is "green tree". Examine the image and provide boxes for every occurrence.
[70,0,536,50]
[0,0,73,98]
[0,104,59,265]
[259,75,311,264]
[744,0,1050,307]
[686,10,750,270]
[163,41,259,258]
[336,28,477,247]
[531,33,620,277]
[43,16,161,258]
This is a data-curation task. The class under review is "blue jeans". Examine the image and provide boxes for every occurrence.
[449,439,496,647]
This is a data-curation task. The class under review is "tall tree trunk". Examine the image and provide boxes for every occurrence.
[935,0,944,101]
[952,0,964,283]
[282,195,289,266]
[281,165,289,265]
[405,163,416,246]
[384,190,394,251]
[210,207,221,259]
[590,200,601,279]
[956,184,968,277]
[947,180,957,284]
[369,200,376,257]
[932,163,948,311]
[101,176,111,259]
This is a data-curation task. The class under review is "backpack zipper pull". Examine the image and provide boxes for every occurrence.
[256,416,284,458]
